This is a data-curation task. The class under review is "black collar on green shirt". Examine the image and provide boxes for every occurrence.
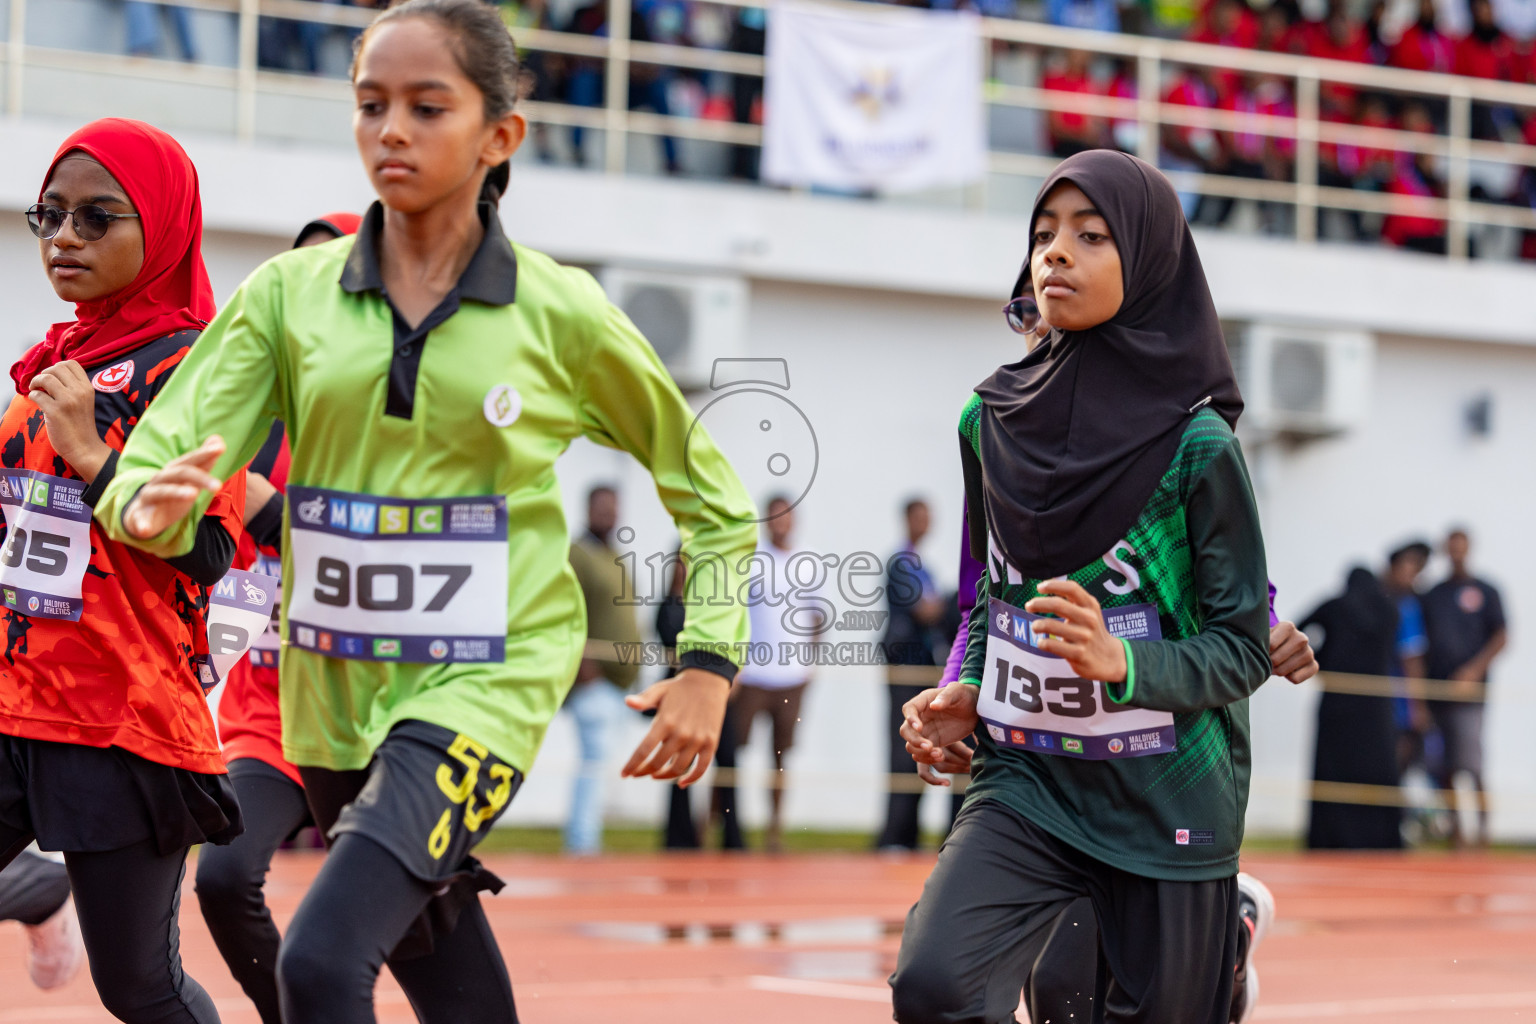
[340,200,519,304]
[339,200,518,418]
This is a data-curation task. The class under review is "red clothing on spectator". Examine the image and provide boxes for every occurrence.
[1321,105,1394,180]
[1308,19,1371,63]
[1190,4,1260,48]
[1260,20,1309,55]
[1454,29,1516,79]
[1391,23,1454,73]
[1308,19,1371,108]
[1383,155,1445,246]
[1164,72,1222,162]
[1222,80,1297,163]
[1043,68,1099,149]
[1102,70,1140,151]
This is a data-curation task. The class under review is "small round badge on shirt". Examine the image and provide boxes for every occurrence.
[92,359,134,393]
[1458,586,1484,613]
[483,384,522,428]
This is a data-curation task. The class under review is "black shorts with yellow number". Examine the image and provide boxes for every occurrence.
[327,719,523,887]
[299,720,521,959]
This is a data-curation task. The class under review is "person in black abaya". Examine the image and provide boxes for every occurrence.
[1302,567,1404,850]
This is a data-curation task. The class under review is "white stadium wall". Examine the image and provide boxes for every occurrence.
[2,114,1534,839]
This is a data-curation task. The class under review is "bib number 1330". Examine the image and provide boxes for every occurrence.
[978,597,1175,760]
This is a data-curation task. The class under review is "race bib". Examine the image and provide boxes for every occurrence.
[202,569,282,691]
[0,470,92,622]
[285,486,508,663]
[978,597,1176,760]
[248,553,282,667]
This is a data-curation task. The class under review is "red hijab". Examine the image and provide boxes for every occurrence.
[11,118,215,396]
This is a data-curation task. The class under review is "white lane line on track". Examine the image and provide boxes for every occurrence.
[745,976,892,1002]
[1254,990,1536,1019]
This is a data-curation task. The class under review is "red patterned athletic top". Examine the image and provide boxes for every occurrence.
[0,330,244,773]
[216,426,299,784]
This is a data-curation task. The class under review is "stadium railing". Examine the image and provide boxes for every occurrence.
[6,0,1536,259]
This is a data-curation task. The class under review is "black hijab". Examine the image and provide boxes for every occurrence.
[972,150,1241,580]
[1304,567,1398,676]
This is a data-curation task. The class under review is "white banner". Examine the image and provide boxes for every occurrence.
[762,1,985,194]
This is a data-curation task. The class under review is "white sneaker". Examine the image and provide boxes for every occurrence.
[1231,872,1275,1024]
[24,895,84,990]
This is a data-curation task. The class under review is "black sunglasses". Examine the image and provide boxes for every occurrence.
[1003,295,1041,335]
[26,203,140,242]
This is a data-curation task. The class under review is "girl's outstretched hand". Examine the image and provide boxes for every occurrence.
[901,684,980,765]
[123,436,225,540]
[1024,579,1127,682]
[622,668,731,788]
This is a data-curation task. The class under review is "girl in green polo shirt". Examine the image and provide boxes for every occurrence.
[95,2,756,1021]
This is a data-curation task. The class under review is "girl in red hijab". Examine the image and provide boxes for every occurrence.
[0,118,245,1024]
[195,213,360,1024]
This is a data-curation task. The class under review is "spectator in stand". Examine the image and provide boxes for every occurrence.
[727,7,767,181]
[1205,72,1296,233]
[1046,0,1120,33]
[124,2,197,61]
[1041,50,1105,157]
[1188,0,1252,101]
[1383,102,1451,255]
[499,0,562,163]
[1514,113,1536,257]
[1319,93,1393,241]
[1101,58,1141,153]
[1190,0,1259,48]
[258,13,325,74]
[566,0,683,174]
[1455,0,1520,140]
[1391,0,1455,73]
[1456,0,1518,78]
[1422,529,1507,849]
[1161,63,1224,219]
[1363,0,1392,63]
[1258,1,1307,54]
[1308,0,1371,112]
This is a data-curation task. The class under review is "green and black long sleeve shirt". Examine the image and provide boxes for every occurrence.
[959,397,1271,881]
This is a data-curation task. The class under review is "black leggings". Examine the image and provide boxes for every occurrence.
[0,848,71,924]
[275,765,517,1024]
[0,832,218,1024]
[195,759,310,1024]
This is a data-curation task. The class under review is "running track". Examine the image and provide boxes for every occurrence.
[1,851,1533,1022]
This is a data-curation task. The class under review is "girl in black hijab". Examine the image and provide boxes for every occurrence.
[892,150,1272,1024]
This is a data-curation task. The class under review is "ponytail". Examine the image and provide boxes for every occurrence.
[480,160,511,207]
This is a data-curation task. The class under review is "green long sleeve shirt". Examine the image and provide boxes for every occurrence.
[95,208,756,773]
[959,398,1271,881]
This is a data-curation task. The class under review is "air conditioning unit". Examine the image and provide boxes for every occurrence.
[1230,323,1374,436]
[599,268,748,390]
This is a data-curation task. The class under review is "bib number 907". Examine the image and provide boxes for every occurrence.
[312,557,472,613]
